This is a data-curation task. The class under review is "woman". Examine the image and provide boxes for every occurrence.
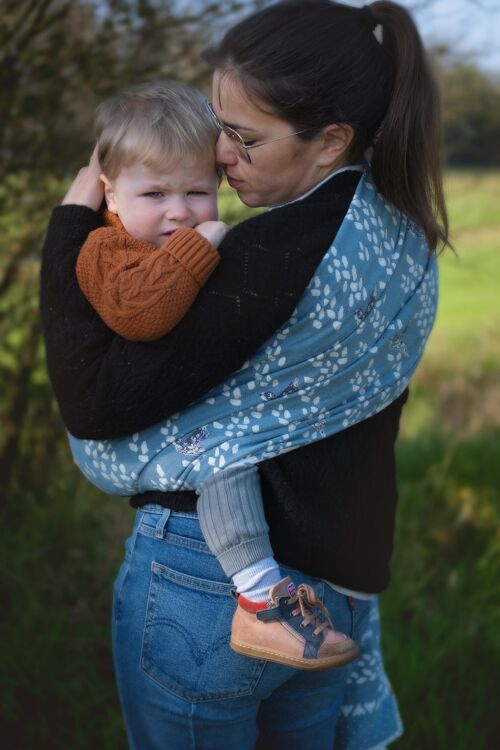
[40,1,447,748]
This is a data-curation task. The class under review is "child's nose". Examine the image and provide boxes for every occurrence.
[165,197,190,222]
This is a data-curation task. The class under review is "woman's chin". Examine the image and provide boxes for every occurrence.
[235,187,265,208]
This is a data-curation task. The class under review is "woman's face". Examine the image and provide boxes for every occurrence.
[212,71,342,208]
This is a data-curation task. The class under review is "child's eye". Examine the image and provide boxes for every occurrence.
[144,191,164,198]
[187,191,209,196]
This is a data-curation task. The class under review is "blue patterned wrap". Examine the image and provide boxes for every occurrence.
[69,169,438,495]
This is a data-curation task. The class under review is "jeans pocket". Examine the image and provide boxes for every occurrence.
[141,561,267,703]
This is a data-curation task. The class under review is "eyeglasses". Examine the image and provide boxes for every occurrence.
[207,101,310,164]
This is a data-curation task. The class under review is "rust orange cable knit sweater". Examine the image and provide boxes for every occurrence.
[76,210,220,341]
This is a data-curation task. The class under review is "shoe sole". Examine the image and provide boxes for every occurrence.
[230,639,360,670]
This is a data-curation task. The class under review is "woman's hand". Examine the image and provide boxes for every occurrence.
[62,147,104,211]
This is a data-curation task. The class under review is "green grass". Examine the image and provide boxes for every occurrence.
[1,171,499,749]
[445,170,500,231]
[386,430,500,749]
[385,170,500,749]
[425,226,500,370]
[0,472,133,748]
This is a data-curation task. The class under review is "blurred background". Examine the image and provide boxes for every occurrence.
[0,1,499,748]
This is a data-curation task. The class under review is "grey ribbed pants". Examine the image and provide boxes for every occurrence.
[197,465,274,578]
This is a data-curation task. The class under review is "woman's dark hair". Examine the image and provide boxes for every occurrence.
[203,0,449,251]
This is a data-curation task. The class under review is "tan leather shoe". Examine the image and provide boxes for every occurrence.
[230,576,360,670]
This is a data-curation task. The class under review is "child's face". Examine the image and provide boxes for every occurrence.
[103,156,219,247]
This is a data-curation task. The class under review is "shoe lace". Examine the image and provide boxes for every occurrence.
[289,583,335,637]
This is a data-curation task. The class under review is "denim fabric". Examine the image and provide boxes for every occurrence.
[112,506,402,750]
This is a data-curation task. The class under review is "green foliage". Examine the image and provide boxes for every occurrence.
[0,0,247,175]
[385,430,500,750]
[434,52,500,166]
[0,475,133,748]
[0,174,69,503]
[218,182,264,226]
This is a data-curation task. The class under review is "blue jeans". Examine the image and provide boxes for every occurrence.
[112,506,402,750]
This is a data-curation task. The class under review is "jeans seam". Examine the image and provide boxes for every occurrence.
[151,561,232,595]
[113,514,142,618]
[138,524,212,553]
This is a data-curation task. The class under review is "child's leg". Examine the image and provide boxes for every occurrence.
[197,465,282,601]
[198,465,360,671]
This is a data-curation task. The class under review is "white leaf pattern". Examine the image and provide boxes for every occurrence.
[69,169,437,496]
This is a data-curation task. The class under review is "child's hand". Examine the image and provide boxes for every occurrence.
[195,221,230,248]
[62,146,104,211]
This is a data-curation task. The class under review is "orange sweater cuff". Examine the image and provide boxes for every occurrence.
[161,228,220,286]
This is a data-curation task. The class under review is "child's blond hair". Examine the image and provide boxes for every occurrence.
[96,80,219,179]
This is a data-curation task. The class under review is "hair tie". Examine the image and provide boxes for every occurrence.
[359,5,377,32]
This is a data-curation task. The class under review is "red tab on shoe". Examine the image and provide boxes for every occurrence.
[237,594,268,613]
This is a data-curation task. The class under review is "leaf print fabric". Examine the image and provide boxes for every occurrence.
[68,168,438,496]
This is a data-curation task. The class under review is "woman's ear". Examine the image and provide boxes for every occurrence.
[101,175,118,213]
[317,123,355,168]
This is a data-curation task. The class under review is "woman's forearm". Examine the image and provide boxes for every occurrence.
[41,209,308,439]
[41,171,358,440]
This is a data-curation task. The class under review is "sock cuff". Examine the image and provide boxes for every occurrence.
[216,535,275,578]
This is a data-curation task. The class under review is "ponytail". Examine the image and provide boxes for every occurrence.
[369,1,449,251]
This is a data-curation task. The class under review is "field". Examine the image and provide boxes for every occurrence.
[383,171,500,749]
[0,172,498,749]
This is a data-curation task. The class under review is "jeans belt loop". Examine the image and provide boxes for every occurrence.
[154,508,172,539]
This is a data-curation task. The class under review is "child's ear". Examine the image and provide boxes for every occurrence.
[101,175,118,213]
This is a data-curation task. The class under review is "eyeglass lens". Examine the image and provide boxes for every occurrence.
[208,102,251,162]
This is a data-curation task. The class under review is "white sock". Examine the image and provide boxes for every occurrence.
[232,557,282,602]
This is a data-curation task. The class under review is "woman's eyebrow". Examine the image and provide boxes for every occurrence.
[221,118,258,133]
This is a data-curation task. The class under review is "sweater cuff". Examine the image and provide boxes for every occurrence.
[163,228,220,286]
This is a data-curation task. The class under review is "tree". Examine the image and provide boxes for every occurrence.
[437,56,500,166]
[0,0,254,503]
[0,0,248,175]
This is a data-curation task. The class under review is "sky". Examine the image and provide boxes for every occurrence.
[345,0,500,75]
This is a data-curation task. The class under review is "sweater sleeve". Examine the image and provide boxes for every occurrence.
[75,226,220,341]
[40,172,360,440]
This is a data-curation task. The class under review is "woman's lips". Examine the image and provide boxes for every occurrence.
[226,175,242,189]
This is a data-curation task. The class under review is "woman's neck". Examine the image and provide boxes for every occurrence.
[269,163,365,211]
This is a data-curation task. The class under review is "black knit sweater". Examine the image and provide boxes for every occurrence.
[40,170,407,592]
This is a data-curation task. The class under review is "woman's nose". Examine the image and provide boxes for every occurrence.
[215,132,239,167]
